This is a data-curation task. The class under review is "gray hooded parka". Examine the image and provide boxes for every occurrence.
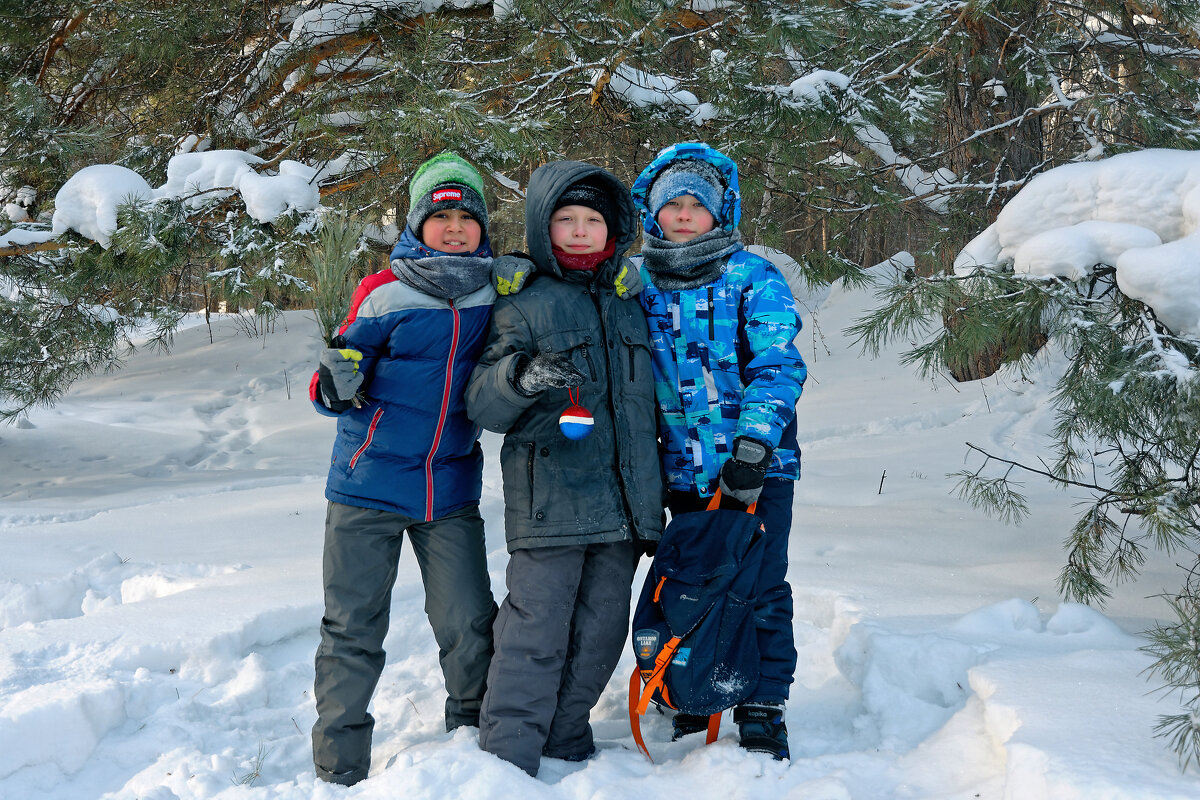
[465,161,664,552]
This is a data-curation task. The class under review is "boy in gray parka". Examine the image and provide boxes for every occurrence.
[465,161,663,776]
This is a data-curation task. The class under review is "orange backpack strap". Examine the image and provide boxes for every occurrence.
[706,712,721,744]
[636,636,681,715]
[629,669,653,761]
[708,487,757,516]
[629,635,684,762]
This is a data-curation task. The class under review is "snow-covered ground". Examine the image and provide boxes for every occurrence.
[2,273,1198,799]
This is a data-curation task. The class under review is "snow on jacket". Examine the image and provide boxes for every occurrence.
[465,161,664,552]
[631,143,807,495]
[310,266,496,521]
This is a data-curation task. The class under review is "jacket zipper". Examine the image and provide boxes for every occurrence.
[526,442,536,518]
[349,407,385,469]
[424,299,460,522]
[707,287,715,339]
[592,281,638,535]
[581,344,598,382]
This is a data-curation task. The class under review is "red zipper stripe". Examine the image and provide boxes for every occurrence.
[425,301,460,521]
[349,407,384,468]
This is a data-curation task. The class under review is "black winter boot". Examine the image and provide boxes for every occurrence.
[734,702,789,760]
[670,712,710,741]
[543,743,596,763]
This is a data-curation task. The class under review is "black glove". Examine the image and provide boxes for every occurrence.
[513,351,585,396]
[718,436,773,509]
[318,344,364,412]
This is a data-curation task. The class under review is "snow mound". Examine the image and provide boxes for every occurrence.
[830,596,1153,799]
[50,165,155,248]
[0,552,246,628]
[951,598,1133,645]
[599,64,716,126]
[1015,221,1162,282]
[238,160,320,223]
[0,227,55,249]
[50,152,322,248]
[954,149,1200,335]
[158,149,264,208]
[837,622,982,748]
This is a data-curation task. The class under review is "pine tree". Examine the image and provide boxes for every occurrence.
[847,0,1200,765]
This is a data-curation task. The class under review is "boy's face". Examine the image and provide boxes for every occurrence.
[420,209,482,253]
[656,194,715,243]
[549,204,609,254]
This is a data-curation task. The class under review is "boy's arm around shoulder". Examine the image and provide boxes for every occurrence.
[309,270,393,416]
[466,295,540,433]
[735,254,808,445]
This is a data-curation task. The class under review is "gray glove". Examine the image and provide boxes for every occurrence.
[513,352,585,396]
[318,347,364,410]
[494,253,535,296]
[613,257,643,299]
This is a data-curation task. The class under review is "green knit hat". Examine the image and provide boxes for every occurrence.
[406,153,489,238]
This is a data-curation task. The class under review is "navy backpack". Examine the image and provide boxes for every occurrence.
[628,494,765,759]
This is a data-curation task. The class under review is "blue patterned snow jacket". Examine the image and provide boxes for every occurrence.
[310,234,496,522]
[631,143,807,496]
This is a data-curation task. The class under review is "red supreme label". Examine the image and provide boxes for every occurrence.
[432,188,462,203]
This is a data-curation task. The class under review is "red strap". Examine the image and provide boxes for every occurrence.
[706,712,721,744]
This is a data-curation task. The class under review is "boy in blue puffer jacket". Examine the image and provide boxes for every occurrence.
[630,142,807,760]
[309,153,499,787]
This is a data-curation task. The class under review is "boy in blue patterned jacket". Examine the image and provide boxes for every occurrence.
[309,153,498,787]
[630,142,807,760]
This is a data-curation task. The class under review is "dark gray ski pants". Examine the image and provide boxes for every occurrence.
[312,501,497,785]
[479,540,636,776]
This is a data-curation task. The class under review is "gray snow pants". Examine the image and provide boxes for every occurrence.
[312,501,497,785]
[478,540,636,776]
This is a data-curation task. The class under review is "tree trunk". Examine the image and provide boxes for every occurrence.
[941,1,1047,380]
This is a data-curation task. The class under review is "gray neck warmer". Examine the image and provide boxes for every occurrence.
[640,228,742,290]
[390,255,493,300]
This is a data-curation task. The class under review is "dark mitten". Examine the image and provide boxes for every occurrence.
[718,436,773,509]
[513,351,585,396]
[318,346,364,411]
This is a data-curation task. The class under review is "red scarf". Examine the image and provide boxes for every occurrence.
[552,238,616,273]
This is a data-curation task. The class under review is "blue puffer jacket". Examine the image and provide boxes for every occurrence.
[310,235,496,521]
[631,143,807,496]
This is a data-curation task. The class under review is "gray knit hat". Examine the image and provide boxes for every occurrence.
[647,158,727,223]
[406,153,489,238]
